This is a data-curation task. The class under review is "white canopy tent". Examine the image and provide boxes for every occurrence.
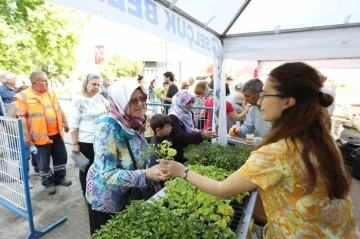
[49,0,360,143]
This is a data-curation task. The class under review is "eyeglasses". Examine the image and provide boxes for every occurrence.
[259,92,283,103]
[129,96,147,105]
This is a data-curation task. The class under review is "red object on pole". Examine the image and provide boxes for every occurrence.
[95,45,104,65]
[254,69,258,78]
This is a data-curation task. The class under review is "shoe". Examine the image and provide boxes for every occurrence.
[56,179,72,186]
[46,185,56,195]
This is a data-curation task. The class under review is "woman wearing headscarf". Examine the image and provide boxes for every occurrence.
[167,90,218,164]
[86,80,168,235]
[68,73,110,196]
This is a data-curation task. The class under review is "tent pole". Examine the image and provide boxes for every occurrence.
[166,40,168,71]
[153,0,221,38]
[221,0,252,37]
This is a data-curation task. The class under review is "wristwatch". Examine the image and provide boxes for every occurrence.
[182,169,190,180]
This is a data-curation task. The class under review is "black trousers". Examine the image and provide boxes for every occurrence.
[88,203,115,235]
[35,134,67,187]
[78,142,94,197]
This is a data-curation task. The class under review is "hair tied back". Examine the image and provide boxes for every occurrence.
[317,91,333,108]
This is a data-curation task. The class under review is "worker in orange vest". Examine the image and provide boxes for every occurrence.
[15,71,71,195]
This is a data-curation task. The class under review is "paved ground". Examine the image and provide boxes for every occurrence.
[0,133,359,239]
[0,134,91,239]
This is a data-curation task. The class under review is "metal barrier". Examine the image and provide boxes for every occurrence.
[58,96,213,146]
[58,96,213,131]
[0,117,66,239]
[146,102,212,130]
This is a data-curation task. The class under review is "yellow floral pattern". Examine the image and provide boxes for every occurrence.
[239,139,359,239]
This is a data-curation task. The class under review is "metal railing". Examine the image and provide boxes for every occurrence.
[58,96,213,139]
[0,117,66,239]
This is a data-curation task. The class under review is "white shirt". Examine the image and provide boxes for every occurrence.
[68,94,109,143]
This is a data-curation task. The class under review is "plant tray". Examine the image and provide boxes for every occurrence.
[228,206,246,233]
[231,194,250,210]
[227,195,250,233]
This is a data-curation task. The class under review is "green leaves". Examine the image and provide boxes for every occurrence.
[184,141,253,172]
[91,200,235,239]
[160,164,248,235]
[0,0,87,76]
[99,54,145,78]
[91,144,253,238]
[149,140,177,160]
[153,87,167,98]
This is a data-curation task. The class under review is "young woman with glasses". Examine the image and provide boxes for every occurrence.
[159,62,359,238]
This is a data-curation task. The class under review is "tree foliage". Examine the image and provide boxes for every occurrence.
[99,54,145,78]
[0,0,87,76]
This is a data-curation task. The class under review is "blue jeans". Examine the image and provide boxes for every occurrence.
[34,134,68,187]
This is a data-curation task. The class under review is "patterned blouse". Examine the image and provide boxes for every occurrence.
[239,139,359,238]
[69,94,109,143]
[86,116,151,213]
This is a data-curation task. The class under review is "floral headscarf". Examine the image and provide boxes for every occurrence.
[108,80,147,135]
[168,90,195,132]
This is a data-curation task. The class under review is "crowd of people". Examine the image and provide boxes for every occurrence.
[0,63,359,238]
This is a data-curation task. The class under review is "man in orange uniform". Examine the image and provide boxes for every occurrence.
[15,71,71,195]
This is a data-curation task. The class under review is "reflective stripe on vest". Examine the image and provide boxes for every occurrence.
[18,92,38,138]
[46,118,57,124]
[44,104,52,109]
[17,90,63,144]
[17,89,64,145]
[31,133,48,138]
[30,113,45,117]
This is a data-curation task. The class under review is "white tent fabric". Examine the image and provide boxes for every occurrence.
[49,0,360,143]
[227,0,360,34]
[48,0,360,61]
[151,0,360,60]
[224,26,360,60]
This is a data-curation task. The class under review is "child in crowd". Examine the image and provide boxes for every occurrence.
[149,114,172,189]
[163,82,170,92]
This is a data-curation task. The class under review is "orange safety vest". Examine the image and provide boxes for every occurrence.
[15,88,64,145]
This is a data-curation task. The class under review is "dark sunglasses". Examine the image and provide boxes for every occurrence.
[129,96,147,105]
